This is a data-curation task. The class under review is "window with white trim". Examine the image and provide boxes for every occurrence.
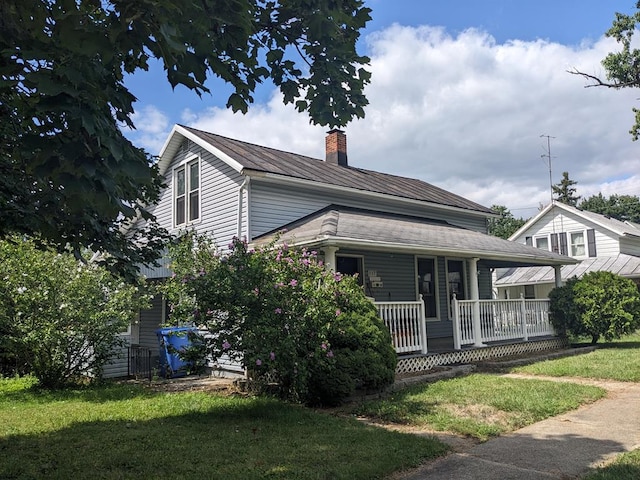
[570,231,586,257]
[174,158,200,227]
[535,236,549,251]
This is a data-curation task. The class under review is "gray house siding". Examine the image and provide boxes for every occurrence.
[335,249,457,338]
[149,143,248,251]
[250,182,487,239]
[103,340,130,378]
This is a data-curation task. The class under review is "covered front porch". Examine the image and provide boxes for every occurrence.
[252,205,577,360]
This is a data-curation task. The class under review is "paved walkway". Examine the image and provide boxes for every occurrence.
[397,374,640,479]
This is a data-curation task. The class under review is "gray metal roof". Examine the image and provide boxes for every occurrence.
[253,206,576,267]
[495,253,640,285]
[179,125,493,215]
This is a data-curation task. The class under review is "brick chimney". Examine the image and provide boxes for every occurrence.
[325,129,348,167]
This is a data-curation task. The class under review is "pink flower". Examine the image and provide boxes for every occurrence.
[333,272,342,282]
[301,258,310,266]
[275,307,282,314]
[256,359,262,366]
[335,309,341,317]
[289,279,298,287]
[276,251,282,261]
[222,340,231,350]
[327,351,334,358]
[253,288,259,296]
[321,343,327,350]
[311,251,317,256]
[269,351,276,361]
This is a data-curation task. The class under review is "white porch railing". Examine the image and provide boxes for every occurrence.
[452,295,554,349]
[375,295,428,354]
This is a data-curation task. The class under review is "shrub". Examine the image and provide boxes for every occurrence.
[0,237,149,388]
[164,234,397,405]
[549,271,640,344]
[548,277,582,338]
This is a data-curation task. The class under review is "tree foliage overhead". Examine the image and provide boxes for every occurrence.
[0,0,371,276]
[579,193,640,224]
[552,171,580,206]
[570,1,640,139]
[487,205,527,239]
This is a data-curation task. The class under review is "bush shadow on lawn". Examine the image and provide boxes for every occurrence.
[0,392,448,480]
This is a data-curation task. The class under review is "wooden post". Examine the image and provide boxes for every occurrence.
[452,294,461,350]
[469,257,484,347]
[418,294,428,354]
[520,293,529,341]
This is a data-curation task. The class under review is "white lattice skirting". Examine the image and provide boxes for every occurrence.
[396,337,569,375]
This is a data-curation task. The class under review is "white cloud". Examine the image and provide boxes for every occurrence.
[129,105,171,154]
[129,24,640,218]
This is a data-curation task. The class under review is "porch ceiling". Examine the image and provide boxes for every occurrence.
[252,205,577,268]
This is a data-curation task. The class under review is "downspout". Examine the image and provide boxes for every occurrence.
[237,176,250,240]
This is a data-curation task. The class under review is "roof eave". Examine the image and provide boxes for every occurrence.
[252,234,576,267]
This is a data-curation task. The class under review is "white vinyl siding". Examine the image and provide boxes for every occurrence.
[148,142,247,252]
[249,182,487,239]
[516,209,621,258]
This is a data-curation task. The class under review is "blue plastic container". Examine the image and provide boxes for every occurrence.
[156,327,198,378]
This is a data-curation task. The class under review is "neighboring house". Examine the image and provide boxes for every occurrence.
[495,201,640,300]
[107,125,575,377]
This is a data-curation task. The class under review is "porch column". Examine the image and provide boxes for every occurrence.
[554,265,563,288]
[468,257,484,347]
[323,246,339,271]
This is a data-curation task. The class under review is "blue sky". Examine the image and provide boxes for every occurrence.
[124,1,639,218]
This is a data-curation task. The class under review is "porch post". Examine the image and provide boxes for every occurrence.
[554,265,563,288]
[520,293,529,341]
[418,294,428,354]
[323,246,339,271]
[469,257,484,347]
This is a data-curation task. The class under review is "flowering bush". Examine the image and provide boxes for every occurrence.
[164,234,396,405]
[0,237,150,388]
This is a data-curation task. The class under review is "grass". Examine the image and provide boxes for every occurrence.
[0,377,448,479]
[512,331,640,381]
[583,448,640,480]
[352,373,605,440]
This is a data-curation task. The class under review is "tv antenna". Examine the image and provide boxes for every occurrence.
[540,134,555,205]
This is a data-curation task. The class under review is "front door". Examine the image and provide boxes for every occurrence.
[417,258,437,319]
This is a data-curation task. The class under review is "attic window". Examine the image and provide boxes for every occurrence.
[174,157,200,227]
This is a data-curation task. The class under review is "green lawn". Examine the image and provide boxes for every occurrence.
[0,377,447,479]
[352,373,605,441]
[584,448,640,480]
[512,332,640,381]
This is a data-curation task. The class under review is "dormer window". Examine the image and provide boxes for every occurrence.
[174,157,200,227]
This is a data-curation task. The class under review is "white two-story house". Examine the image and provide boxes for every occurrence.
[495,201,640,299]
[108,125,576,378]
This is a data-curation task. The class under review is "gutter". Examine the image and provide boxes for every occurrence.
[237,176,250,239]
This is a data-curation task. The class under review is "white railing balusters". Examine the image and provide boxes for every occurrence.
[452,298,553,349]
[375,299,427,354]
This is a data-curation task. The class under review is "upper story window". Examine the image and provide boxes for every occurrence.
[570,231,586,257]
[535,236,549,251]
[174,158,200,227]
